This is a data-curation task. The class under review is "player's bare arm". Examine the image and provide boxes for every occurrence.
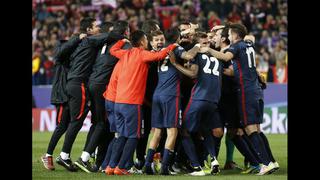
[169,51,198,79]
[180,43,201,61]
[203,47,234,62]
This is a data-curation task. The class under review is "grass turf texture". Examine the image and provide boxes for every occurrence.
[33,132,287,180]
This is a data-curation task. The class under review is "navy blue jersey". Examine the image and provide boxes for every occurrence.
[190,53,222,103]
[153,46,185,97]
[227,40,261,91]
[221,47,237,95]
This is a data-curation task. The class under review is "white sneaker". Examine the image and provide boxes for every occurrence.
[256,162,275,175]
[273,162,280,170]
[128,166,143,174]
[211,159,220,175]
[188,166,206,176]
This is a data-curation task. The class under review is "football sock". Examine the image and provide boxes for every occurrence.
[109,136,126,168]
[101,137,115,169]
[81,151,90,162]
[213,135,222,158]
[144,149,156,167]
[46,153,52,157]
[242,134,262,163]
[117,138,138,169]
[248,132,270,165]
[181,136,200,167]
[161,149,174,169]
[225,135,235,162]
[60,152,69,160]
[203,134,217,160]
[232,135,259,166]
[259,132,276,162]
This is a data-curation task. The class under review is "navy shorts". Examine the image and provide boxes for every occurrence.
[105,100,117,133]
[219,92,241,128]
[114,103,144,138]
[151,95,182,128]
[237,89,264,127]
[183,100,223,132]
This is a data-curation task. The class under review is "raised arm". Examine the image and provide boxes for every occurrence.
[110,39,129,59]
[206,47,234,62]
[141,44,177,62]
[180,44,201,61]
[168,51,198,79]
[54,34,85,62]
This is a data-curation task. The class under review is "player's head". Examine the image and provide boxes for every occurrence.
[165,27,181,44]
[113,20,130,37]
[207,31,215,48]
[178,21,191,32]
[244,34,255,44]
[99,21,113,33]
[193,32,209,48]
[80,17,100,35]
[227,23,248,44]
[213,27,230,49]
[150,30,166,51]
[142,20,160,35]
[178,21,193,43]
[131,30,148,49]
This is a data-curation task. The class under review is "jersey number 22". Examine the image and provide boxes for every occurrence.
[202,54,220,76]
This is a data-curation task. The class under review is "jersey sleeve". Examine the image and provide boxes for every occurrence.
[141,44,177,62]
[110,40,128,59]
[173,45,185,59]
[54,36,81,63]
[226,43,239,57]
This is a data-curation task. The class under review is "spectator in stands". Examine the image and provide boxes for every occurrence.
[32,0,287,84]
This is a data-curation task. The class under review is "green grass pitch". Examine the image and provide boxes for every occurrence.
[32,132,287,180]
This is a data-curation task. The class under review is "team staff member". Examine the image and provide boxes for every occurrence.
[56,17,121,171]
[41,33,86,171]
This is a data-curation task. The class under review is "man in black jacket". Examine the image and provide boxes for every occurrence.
[41,33,86,171]
[56,17,121,172]
[74,20,131,173]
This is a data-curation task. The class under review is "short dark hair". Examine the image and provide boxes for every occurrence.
[141,20,159,35]
[100,21,113,33]
[165,27,180,44]
[80,17,96,33]
[221,27,230,45]
[179,21,191,27]
[113,20,129,35]
[193,31,208,43]
[130,30,146,47]
[149,30,164,41]
[228,23,248,39]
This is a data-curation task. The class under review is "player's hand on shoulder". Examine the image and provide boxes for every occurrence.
[79,33,87,40]
[122,38,130,43]
[223,65,234,76]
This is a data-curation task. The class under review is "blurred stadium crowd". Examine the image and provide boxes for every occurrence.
[32,0,287,85]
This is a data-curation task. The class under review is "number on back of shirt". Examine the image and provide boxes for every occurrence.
[158,56,169,72]
[246,47,256,68]
[202,54,220,76]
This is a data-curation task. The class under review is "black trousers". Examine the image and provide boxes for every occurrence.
[83,82,113,164]
[62,79,90,154]
[46,103,70,155]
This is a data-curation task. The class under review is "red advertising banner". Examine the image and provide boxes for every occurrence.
[32,108,92,132]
